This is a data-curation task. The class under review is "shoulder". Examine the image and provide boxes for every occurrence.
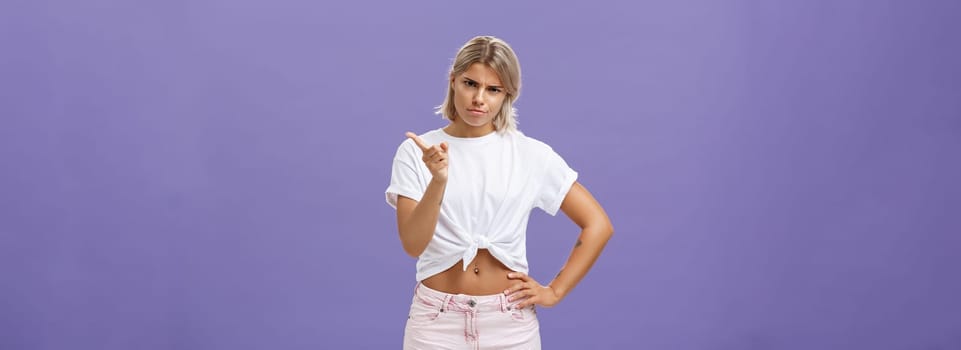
[417,128,447,144]
[393,138,417,157]
[508,130,556,156]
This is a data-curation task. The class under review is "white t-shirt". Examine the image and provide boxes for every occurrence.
[386,128,578,281]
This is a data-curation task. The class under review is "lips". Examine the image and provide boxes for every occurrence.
[467,109,486,116]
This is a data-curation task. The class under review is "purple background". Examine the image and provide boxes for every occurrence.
[2,0,960,349]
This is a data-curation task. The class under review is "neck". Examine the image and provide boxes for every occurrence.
[444,120,495,138]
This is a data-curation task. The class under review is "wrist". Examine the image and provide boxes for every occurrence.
[547,284,565,301]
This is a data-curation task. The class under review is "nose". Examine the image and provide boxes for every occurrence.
[472,89,485,106]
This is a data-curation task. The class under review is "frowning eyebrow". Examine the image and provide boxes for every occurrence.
[462,76,503,90]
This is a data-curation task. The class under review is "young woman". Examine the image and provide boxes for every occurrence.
[386,35,613,349]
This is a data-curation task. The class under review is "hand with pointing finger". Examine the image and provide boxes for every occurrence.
[406,132,449,181]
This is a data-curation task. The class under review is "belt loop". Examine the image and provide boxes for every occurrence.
[441,292,453,312]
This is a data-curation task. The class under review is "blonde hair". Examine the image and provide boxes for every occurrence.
[435,36,521,132]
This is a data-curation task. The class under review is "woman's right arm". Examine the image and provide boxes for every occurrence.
[396,132,449,257]
[396,178,446,257]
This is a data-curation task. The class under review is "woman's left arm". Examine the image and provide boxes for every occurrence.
[506,181,614,308]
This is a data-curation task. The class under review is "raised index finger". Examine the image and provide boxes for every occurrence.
[405,132,430,152]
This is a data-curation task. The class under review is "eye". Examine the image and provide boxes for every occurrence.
[463,80,478,87]
[487,87,502,94]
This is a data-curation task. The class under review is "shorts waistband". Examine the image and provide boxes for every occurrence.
[415,283,517,313]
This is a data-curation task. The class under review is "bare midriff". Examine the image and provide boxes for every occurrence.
[421,249,514,295]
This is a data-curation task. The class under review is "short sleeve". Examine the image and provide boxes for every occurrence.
[385,140,425,209]
[533,147,578,216]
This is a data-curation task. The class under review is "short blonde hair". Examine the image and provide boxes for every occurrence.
[436,36,521,132]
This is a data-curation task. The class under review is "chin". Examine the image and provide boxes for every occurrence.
[456,114,491,128]
[464,119,492,127]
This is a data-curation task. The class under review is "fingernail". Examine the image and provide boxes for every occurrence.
[503,289,509,295]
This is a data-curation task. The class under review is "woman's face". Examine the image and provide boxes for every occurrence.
[451,63,506,130]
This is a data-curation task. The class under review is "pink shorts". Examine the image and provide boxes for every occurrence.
[403,283,541,350]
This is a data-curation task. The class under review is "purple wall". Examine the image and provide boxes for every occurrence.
[2,0,959,348]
